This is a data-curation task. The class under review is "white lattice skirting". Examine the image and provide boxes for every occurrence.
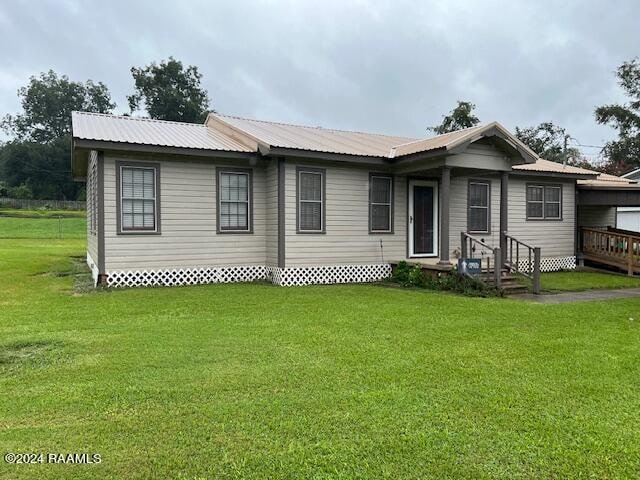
[268,264,392,287]
[106,265,268,288]
[105,264,392,288]
[516,256,576,273]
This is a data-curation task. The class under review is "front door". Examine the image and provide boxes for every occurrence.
[409,180,438,257]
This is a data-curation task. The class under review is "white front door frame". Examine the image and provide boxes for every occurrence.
[408,180,439,258]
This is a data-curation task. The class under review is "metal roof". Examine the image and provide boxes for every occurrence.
[513,158,598,176]
[578,172,638,187]
[390,124,486,157]
[211,114,417,157]
[72,111,253,152]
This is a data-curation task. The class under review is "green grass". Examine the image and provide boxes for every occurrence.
[0,216,85,239]
[541,270,640,292]
[1,221,640,479]
[0,208,85,218]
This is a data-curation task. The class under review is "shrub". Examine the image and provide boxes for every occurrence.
[390,261,499,297]
[391,261,426,288]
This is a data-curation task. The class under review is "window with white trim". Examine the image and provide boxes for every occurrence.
[369,175,393,232]
[468,180,490,233]
[298,169,324,232]
[120,166,157,231]
[527,184,561,220]
[219,171,251,232]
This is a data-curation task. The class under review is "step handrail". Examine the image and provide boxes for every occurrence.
[503,232,541,294]
[460,232,502,289]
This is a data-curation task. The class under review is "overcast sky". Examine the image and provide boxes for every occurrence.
[0,0,638,159]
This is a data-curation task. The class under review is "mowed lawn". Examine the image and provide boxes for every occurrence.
[1,216,640,479]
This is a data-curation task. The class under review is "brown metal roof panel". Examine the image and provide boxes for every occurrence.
[214,114,416,157]
[72,112,253,152]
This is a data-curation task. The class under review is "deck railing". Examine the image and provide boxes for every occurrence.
[581,227,640,276]
[504,233,541,294]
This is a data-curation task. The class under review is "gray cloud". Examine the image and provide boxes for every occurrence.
[0,0,638,159]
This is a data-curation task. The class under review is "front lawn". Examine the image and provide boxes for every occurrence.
[541,270,640,292]
[1,222,640,479]
[0,215,85,239]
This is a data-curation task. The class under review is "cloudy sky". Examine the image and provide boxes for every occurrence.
[0,0,638,159]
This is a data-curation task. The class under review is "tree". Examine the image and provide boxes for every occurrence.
[0,136,81,200]
[1,70,115,143]
[595,58,640,175]
[428,101,480,134]
[128,57,210,122]
[515,122,581,164]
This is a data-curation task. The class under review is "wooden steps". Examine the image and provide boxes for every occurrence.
[478,269,530,295]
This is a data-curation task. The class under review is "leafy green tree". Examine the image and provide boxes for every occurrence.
[595,58,640,175]
[128,57,211,122]
[0,136,81,200]
[515,122,581,164]
[428,101,480,134]
[1,70,115,142]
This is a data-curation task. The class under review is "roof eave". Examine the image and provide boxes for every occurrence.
[267,146,390,165]
[510,169,597,180]
[71,137,257,181]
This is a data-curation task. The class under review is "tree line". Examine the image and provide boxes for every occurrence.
[0,58,210,200]
[1,57,639,200]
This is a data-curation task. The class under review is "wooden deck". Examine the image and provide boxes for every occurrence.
[581,227,640,276]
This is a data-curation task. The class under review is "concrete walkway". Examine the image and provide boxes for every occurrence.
[512,287,640,304]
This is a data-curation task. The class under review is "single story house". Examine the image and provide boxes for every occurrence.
[71,111,640,287]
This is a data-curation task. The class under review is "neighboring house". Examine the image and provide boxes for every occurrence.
[71,112,640,287]
[617,168,640,232]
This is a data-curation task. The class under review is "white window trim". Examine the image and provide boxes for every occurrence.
[120,165,158,233]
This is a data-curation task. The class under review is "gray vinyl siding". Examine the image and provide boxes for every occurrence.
[284,161,407,266]
[449,174,501,259]
[507,176,576,257]
[102,155,267,271]
[448,174,576,259]
[578,206,617,228]
[265,159,279,267]
[86,151,99,265]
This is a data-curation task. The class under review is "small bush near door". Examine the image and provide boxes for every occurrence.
[390,261,499,297]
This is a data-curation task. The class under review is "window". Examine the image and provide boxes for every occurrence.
[297,168,325,232]
[119,164,158,232]
[88,156,98,236]
[369,174,393,233]
[218,170,252,232]
[468,180,490,233]
[527,184,562,220]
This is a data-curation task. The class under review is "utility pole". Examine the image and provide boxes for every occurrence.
[563,134,570,166]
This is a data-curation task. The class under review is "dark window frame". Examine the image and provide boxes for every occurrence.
[369,173,394,234]
[296,166,326,234]
[216,167,254,234]
[116,161,161,235]
[467,179,491,234]
[526,183,563,221]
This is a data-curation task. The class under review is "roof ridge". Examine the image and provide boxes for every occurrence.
[72,111,204,127]
[391,123,486,150]
[215,113,417,141]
